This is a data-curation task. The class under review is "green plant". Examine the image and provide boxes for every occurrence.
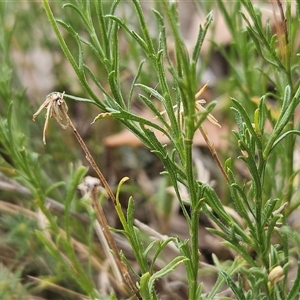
[2,0,300,299]
[37,0,220,298]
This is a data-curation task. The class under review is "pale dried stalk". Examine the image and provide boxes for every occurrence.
[60,109,139,297]
[33,93,140,299]
[198,125,229,183]
[194,85,229,183]
[79,177,123,285]
[158,83,228,183]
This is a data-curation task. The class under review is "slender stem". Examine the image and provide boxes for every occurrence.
[184,136,199,300]
[91,188,138,296]
[60,107,116,205]
[42,0,103,108]
[275,0,295,206]
[59,104,140,299]
[190,217,200,299]
[198,126,229,183]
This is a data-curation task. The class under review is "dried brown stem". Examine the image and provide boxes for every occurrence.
[275,0,288,45]
[33,92,140,298]
[59,107,116,205]
[58,103,140,299]
[198,125,229,183]
[90,187,138,297]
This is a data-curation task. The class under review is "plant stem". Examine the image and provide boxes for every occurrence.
[184,135,199,299]
[58,101,140,299]
[198,126,229,183]
[42,0,103,108]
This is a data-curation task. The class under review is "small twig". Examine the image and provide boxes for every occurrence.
[271,0,289,63]
[193,85,227,183]
[198,125,229,183]
[79,176,124,289]
[59,100,140,298]
[275,0,288,46]
[160,83,227,183]
[59,107,117,205]
[33,92,140,299]
[90,187,138,295]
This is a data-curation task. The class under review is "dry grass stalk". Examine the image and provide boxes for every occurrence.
[33,92,140,299]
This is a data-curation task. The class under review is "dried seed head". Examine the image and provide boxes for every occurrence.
[32,92,68,144]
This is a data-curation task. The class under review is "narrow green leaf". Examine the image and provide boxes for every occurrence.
[150,238,177,273]
[264,91,299,157]
[63,93,96,105]
[63,3,90,29]
[265,214,281,252]
[281,85,292,115]
[106,0,122,35]
[258,96,267,135]
[42,0,102,105]
[128,60,145,108]
[126,196,135,230]
[219,270,246,300]
[231,107,245,135]
[108,70,125,108]
[132,0,156,55]
[192,12,213,63]
[139,272,153,300]
[271,130,300,153]
[135,83,166,105]
[265,22,272,42]
[230,182,255,221]
[204,185,233,224]
[232,98,262,149]
[95,0,109,57]
[149,256,188,290]
[106,15,148,51]
[125,197,149,273]
[45,181,65,196]
[222,240,256,267]
[261,198,279,227]
[35,230,59,257]
[143,241,157,259]
[138,94,170,129]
